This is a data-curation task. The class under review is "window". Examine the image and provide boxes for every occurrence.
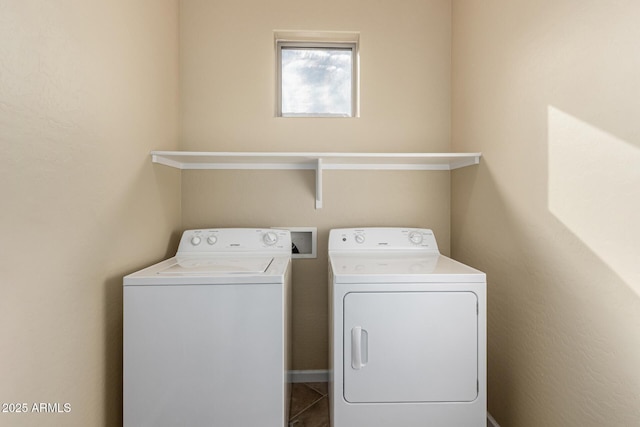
[276,35,359,118]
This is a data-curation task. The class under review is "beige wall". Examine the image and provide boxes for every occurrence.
[0,1,180,426]
[452,1,640,426]
[179,0,453,370]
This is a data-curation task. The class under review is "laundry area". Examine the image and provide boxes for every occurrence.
[2,1,640,427]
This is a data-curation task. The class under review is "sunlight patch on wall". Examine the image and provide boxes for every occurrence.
[548,106,640,294]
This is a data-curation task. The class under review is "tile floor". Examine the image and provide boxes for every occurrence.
[289,383,492,427]
[289,383,329,427]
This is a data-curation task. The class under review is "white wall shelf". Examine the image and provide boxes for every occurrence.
[151,151,482,209]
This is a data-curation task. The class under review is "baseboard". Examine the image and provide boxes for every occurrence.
[487,412,500,427]
[288,369,329,383]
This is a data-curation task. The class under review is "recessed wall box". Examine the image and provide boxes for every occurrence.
[273,227,317,259]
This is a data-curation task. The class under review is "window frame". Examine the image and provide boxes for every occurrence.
[276,39,359,118]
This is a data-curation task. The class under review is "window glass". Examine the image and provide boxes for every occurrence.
[278,42,356,117]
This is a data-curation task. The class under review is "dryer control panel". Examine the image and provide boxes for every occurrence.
[329,228,439,252]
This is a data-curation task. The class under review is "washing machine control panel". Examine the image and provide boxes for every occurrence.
[177,228,291,254]
[329,228,439,252]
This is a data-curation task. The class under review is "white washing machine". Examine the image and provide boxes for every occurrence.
[123,228,292,427]
[328,228,486,427]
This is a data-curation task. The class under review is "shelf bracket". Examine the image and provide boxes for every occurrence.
[315,158,323,209]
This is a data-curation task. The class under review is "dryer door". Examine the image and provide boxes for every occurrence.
[343,291,478,403]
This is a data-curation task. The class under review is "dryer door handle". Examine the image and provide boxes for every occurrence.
[351,326,368,370]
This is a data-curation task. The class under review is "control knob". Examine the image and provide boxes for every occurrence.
[408,231,423,245]
[354,233,366,244]
[207,235,218,245]
[190,236,202,246]
[263,231,279,246]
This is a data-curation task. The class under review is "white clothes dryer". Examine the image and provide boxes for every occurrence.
[124,228,292,427]
[328,228,486,427]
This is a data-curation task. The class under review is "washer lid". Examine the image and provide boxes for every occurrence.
[124,255,290,285]
[157,256,274,275]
